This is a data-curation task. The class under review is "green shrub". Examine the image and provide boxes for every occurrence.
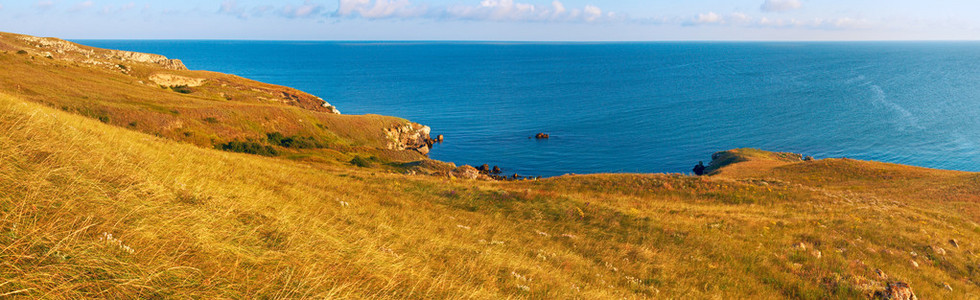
[203,117,219,124]
[266,132,326,149]
[217,141,279,157]
[16,50,28,55]
[350,155,375,168]
[266,132,286,145]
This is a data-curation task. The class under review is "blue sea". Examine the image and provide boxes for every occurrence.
[77,40,980,177]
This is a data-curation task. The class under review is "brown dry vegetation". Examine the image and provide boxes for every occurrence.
[1,33,979,299]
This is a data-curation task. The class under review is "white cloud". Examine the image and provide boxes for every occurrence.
[685,11,869,30]
[583,5,601,22]
[444,0,614,22]
[761,0,802,13]
[281,1,325,18]
[219,0,241,14]
[690,12,722,25]
[70,1,95,12]
[34,0,55,10]
[98,3,136,15]
[329,0,615,22]
[337,0,427,19]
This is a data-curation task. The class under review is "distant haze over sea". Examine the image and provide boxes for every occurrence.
[78,40,980,176]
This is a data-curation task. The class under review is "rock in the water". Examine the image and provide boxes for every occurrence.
[874,282,918,300]
[492,165,502,174]
[535,133,549,139]
[453,165,481,180]
[693,161,706,176]
[436,134,444,142]
[477,164,490,174]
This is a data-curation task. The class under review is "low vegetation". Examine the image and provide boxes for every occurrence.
[169,84,193,94]
[217,140,280,157]
[350,155,379,168]
[267,132,327,149]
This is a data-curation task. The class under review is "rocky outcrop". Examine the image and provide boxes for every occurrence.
[108,49,186,70]
[384,123,432,155]
[150,74,207,87]
[318,98,341,114]
[19,35,187,70]
[453,165,481,180]
[20,36,94,56]
[874,282,917,300]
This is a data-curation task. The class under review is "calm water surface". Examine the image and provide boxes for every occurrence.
[77,40,980,176]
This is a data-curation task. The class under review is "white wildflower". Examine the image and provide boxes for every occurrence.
[511,271,530,282]
[99,232,135,254]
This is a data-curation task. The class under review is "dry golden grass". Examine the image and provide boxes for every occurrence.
[2,91,980,299]
[2,32,979,299]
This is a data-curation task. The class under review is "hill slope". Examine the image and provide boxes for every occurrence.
[0,32,434,165]
[1,33,979,299]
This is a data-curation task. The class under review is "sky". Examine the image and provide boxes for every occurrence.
[0,0,978,41]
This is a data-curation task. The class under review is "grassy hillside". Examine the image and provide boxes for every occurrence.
[0,32,430,166]
[3,93,980,298]
[1,33,979,299]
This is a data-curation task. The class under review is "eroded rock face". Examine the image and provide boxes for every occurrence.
[150,74,207,87]
[384,123,432,155]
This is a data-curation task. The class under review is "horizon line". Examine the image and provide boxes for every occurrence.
[68,38,980,43]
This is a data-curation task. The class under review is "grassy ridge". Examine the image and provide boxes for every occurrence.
[0,32,427,165]
[1,93,979,298]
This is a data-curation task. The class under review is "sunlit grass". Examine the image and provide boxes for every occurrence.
[1,32,979,299]
[1,93,978,298]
